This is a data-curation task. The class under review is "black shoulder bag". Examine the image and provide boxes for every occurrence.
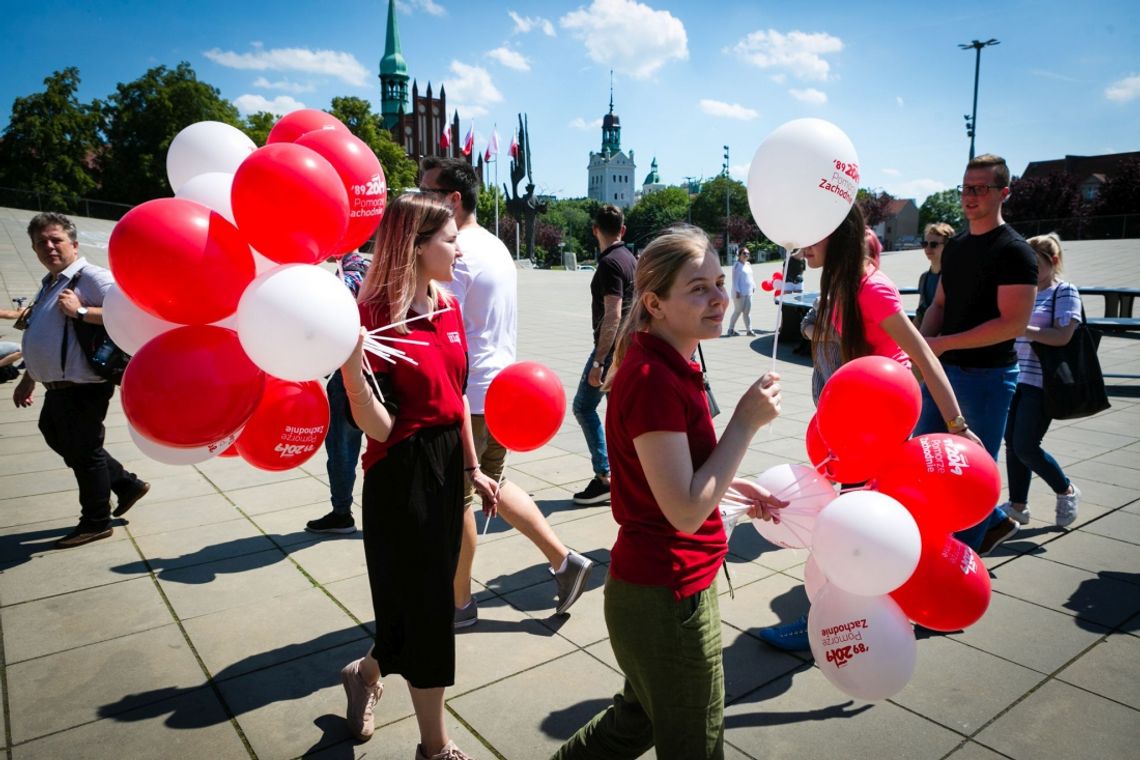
[696,344,721,418]
[1030,284,1110,420]
[66,270,131,385]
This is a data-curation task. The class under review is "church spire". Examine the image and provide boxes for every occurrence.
[379,0,409,129]
[601,72,621,157]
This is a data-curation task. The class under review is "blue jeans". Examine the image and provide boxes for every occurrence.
[1004,384,1069,503]
[325,371,363,515]
[914,363,1018,550]
[573,351,611,478]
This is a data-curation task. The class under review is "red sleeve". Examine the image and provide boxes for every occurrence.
[623,361,688,439]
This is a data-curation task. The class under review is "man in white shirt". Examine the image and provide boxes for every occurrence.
[726,247,757,336]
[420,157,594,627]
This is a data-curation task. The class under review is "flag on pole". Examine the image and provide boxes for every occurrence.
[485,127,499,162]
[439,127,451,151]
[508,131,519,159]
[462,124,475,156]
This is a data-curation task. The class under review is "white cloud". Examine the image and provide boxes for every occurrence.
[204,45,369,87]
[896,96,904,107]
[487,46,531,72]
[1105,74,1140,103]
[888,177,948,204]
[560,0,688,80]
[699,99,758,120]
[882,168,901,176]
[570,116,604,130]
[443,61,502,119]
[233,93,307,116]
[252,77,315,94]
[509,10,555,36]
[729,29,843,81]
[1031,69,1079,83]
[398,0,446,16]
[788,87,827,105]
[729,163,751,180]
[770,73,787,85]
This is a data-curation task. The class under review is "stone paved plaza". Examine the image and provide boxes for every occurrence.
[1,206,1138,759]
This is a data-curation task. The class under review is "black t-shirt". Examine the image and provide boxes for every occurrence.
[590,242,637,347]
[939,224,1037,368]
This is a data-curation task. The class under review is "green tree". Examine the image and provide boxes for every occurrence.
[542,197,600,258]
[242,111,276,146]
[99,62,242,204]
[327,96,417,191]
[690,175,750,248]
[856,188,895,227]
[624,186,690,246]
[0,68,102,211]
[918,188,965,232]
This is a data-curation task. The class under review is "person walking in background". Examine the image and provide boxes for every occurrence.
[336,194,498,760]
[419,156,594,627]
[13,212,149,548]
[572,204,636,507]
[1001,233,1082,528]
[306,250,370,534]
[726,247,757,336]
[915,222,953,328]
[554,227,784,760]
[916,153,1037,557]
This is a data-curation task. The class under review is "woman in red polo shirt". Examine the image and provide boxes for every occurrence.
[554,227,784,760]
[335,194,498,760]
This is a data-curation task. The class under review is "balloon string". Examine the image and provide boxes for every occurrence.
[481,452,509,537]
[359,361,385,404]
[369,306,453,334]
[370,335,430,346]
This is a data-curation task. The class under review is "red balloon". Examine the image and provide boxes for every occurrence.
[772,271,784,280]
[296,129,387,253]
[218,444,240,458]
[805,415,890,483]
[122,326,265,448]
[235,378,330,471]
[891,534,991,631]
[873,433,1000,534]
[817,356,921,463]
[109,198,255,324]
[266,109,350,144]
[232,143,350,264]
[760,280,774,292]
[484,362,566,452]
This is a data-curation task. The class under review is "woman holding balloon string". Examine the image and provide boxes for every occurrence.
[336,193,498,760]
[554,226,784,760]
[758,203,982,652]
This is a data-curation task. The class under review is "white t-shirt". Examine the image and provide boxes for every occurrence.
[1015,281,1082,389]
[445,224,518,414]
[732,260,755,296]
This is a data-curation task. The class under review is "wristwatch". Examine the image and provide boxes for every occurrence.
[76,306,89,321]
[946,415,968,433]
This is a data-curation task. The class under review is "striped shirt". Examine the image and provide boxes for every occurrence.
[1015,281,1082,388]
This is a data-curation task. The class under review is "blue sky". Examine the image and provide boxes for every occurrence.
[4,0,1138,204]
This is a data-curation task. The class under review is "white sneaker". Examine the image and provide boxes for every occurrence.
[1055,483,1081,528]
[1001,501,1031,526]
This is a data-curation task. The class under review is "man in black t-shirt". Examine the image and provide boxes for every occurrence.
[572,204,637,505]
[916,154,1037,556]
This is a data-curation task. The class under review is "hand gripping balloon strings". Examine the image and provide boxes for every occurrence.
[481,454,508,537]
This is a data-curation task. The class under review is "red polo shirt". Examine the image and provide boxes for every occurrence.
[607,332,727,599]
[359,294,468,471]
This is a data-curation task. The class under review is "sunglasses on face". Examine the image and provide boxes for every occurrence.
[922,240,944,249]
[957,184,1002,197]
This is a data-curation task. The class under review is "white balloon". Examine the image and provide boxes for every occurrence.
[804,554,827,603]
[167,121,256,194]
[812,491,921,596]
[102,284,178,355]
[175,171,236,223]
[129,424,238,466]
[808,584,916,701]
[237,264,360,381]
[747,118,859,249]
[749,463,837,549]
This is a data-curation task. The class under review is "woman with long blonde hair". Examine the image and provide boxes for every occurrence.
[556,226,784,759]
[336,193,497,760]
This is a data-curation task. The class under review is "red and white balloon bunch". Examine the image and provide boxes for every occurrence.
[726,356,999,701]
[106,110,389,471]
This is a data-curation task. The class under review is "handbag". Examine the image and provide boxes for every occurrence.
[696,344,721,418]
[1030,284,1110,420]
[66,270,131,385]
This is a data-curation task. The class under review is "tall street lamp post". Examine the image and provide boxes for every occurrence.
[959,38,999,160]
